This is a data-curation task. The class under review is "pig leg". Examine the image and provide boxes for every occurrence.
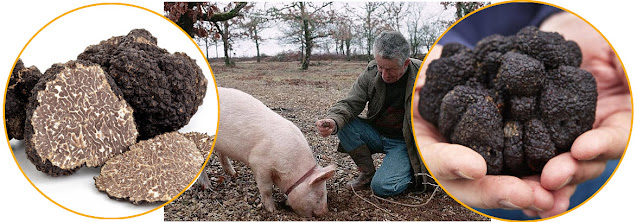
[217,152,237,177]
[195,170,212,190]
[254,168,277,212]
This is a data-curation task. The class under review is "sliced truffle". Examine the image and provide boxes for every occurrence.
[95,132,204,205]
[180,132,214,160]
[78,29,208,140]
[24,60,138,176]
[6,59,42,140]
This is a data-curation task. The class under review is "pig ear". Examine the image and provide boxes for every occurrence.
[309,164,336,186]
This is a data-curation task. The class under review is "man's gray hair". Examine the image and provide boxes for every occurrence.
[373,31,411,65]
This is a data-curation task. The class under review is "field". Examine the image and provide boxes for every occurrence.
[164,61,488,221]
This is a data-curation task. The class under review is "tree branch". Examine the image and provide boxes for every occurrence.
[202,2,248,22]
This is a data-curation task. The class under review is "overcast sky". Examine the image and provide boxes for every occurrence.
[196,1,456,58]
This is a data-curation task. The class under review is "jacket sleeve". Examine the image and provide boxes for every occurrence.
[325,67,374,131]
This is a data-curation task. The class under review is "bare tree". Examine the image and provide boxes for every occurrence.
[382,2,406,33]
[274,2,333,70]
[165,2,248,66]
[239,4,270,62]
[441,2,490,21]
[355,2,390,61]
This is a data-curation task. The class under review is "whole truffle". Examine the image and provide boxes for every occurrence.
[95,132,204,205]
[78,29,207,140]
[6,59,42,140]
[418,26,597,176]
[24,60,138,176]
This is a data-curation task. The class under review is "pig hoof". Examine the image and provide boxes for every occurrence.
[263,202,277,212]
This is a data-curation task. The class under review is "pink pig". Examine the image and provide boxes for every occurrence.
[209,87,336,217]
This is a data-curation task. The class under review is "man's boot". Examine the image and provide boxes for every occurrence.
[346,145,376,190]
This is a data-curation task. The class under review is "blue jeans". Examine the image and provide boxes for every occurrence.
[337,117,412,197]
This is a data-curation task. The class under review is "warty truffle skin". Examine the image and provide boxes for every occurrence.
[77,29,208,140]
[6,59,42,140]
[418,26,597,176]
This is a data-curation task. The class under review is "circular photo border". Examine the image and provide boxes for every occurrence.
[411,0,631,221]
[4,2,219,219]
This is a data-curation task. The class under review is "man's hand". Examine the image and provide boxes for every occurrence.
[316,119,336,137]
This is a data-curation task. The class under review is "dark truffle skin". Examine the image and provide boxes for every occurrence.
[24,60,138,176]
[523,119,556,173]
[440,43,470,58]
[439,85,504,174]
[503,121,528,176]
[498,51,545,96]
[515,26,582,69]
[509,96,537,121]
[418,26,596,176]
[418,51,476,125]
[78,29,207,140]
[6,59,42,140]
[540,66,597,152]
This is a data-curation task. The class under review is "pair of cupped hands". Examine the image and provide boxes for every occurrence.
[414,12,630,218]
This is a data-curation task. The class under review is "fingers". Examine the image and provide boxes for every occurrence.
[442,175,534,209]
[422,143,487,180]
[315,119,335,137]
[541,152,607,190]
[571,111,630,161]
[538,184,577,218]
[521,175,555,212]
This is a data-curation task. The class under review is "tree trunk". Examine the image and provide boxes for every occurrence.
[345,39,351,61]
[254,28,261,62]
[301,18,312,70]
[300,2,311,70]
[221,21,232,66]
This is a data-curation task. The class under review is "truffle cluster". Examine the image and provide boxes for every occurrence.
[418,26,597,176]
[78,29,207,140]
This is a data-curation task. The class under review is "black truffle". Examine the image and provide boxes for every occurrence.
[418,26,597,176]
[6,59,42,140]
[95,132,204,205]
[439,85,504,174]
[77,29,207,140]
[24,60,138,176]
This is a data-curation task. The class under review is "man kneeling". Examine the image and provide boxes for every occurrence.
[316,31,425,196]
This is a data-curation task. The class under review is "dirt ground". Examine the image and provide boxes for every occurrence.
[164,61,488,221]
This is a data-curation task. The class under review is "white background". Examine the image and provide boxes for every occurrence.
[1,0,218,221]
[1,0,635,221]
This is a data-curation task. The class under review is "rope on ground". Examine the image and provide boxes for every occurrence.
[350,184,404,220]
[366,173,441,208]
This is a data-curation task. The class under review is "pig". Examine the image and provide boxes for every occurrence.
[206,87,336,217]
